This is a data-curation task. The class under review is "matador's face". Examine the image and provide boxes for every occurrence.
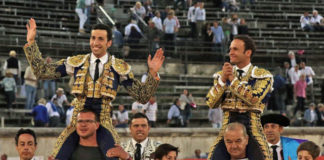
[90,30,112,58]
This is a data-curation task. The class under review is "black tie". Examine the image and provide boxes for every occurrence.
[237,69,244,80]
[135,143,141,160]
[271,145,278,160]
[94,59,100,81]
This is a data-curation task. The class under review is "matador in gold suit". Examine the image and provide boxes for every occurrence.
[23,19,164,160]
[206,35,273,160]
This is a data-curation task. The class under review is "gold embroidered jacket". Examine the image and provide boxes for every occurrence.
[206,65,273,113]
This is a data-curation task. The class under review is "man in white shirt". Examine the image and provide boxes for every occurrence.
[132,101,145,114]
[152,11,162,31]
[46,98,61,127]
[124,20,142,38]
[115,104,129,128]
[300,61,315,102]
[310,10,323,31]
[163,11,178,55]
[300,11,314,31]
[143,96,158,127]
[195,2,206,38]
[187,2,198,38]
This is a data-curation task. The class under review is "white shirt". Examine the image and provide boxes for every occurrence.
[288,68,301,85]
[300,66,315,85]
[132,101,145,113]
[195,7,206,21]
[163,18,177,34]
[51,94,68,108]
[310,109,316,122]
[125,23,142,37]
[152,16,163,31]
[66,107,74,126]
[143,102,157,121]
[45,102,60,117]
[116,110,129,122]
[89,53,108,80]
[24,66,38,87]
[187,6,196,22]
[268,140,283,160]
[310,14,323,24]
[300,15,312,28]
[85,0,94,6]
[131,138,148,155]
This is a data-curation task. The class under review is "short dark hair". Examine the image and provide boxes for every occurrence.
[130,112,149,125]
[173,98,179,105]
[297,141,320,159]
[91,24,112,41]
[15,128,37,146]
[79,108,100,122]
[233,35,256,58]
[154,144,179,159]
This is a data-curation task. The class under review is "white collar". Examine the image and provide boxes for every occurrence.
[234,63,252,73]
[90,53,108,64]
[131,137,149,148]
[268,139,281,148]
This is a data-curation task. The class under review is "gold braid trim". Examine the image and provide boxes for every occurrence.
[206,72,226,109]
[66,54,89,67]
[112,56,131,76]
[250,113,272,160]
[127,73,160,104]
[23,42,63,79]
[207,111,230,160]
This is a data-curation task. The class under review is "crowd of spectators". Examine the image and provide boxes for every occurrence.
[300,10,324,32]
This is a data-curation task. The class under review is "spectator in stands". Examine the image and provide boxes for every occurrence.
[261,114,306,160]
[51,88,69,124]
[46,98,61,127]
[66,98,77,126]
[15,128,37,160]
[174,0,186,10]
[3,50,21,85]
[127,26,143,53]
[152,11,163,31]
[317,103,324,126]
[75,0,87,33]
[154,144,179,160]
[268,67,286,113]
[206,35,273,160]
[24,66,37,110]
[208,107,223,128]
[180,89,195,127]
[25,18,164,160]
[143,96,158,127]
[228,14,241,41]
[304,103,318,126]
[112,24,124,48]
[294,74,307,115]
[195,2,206,38]
[283,62,293,105]
[238,18,249,35]
[289,65,301,94]
[69,109,107,159]
[310,10,323,31]
[147,20,163,55]
[160,6,171,22]
[297,141,320,160]
[167,98,183,127]
[132,101,145,114]
[190,149,208,159]
[132,1,146,19]
[43,56,56,100]
[0,154,7,160]
[144,0,154,22]
[211,20,225,52]
[187,2,198,38]
[0,71,16,109]
[114,104,129,128]
[300,61,315,103]
[32,98,49,127]
[287,50,301,68]
[125,20,143,40]
[224,122,249,160]
[222,0,239,12]
[204,23,214,51]
[300,11,314,31]
[163,10,178,56]
[220,17,231,48]
[241,0,254,10]
[84,0,95,31]
[122,113,161,160]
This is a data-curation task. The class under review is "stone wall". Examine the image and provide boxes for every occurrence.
[0,127,323,159]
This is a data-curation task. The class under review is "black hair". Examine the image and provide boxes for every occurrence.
[297,141,320,159]
[79,108,100,122]
[92,24,112,41]
[15,128,37,146]
[233,35,256,58]
[154,144,179,159]
[130,112,149,125]
[173,98,179,105]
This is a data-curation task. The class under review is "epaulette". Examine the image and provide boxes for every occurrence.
[213,71,223,79]
[112,56,131,76]
[66,54,89,67]
[251,66,273,79]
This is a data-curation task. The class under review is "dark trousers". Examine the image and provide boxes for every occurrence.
[5,91,15,108]
[294,96,305,115]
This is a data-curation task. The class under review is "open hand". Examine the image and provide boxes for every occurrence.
[148,48,165,78]
[26,18,37,44]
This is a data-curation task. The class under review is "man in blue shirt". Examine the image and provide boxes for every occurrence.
[211,21,225,53]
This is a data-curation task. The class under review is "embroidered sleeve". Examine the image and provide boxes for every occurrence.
[229,76,273,106]
[123,72,160,104]
[206,72,227,108]
[23,42,67,79]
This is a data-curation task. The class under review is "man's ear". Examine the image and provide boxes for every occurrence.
[245,50,252,58]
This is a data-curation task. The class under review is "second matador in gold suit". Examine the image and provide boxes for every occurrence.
[24,19,165,160]
[206,35,273,160]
